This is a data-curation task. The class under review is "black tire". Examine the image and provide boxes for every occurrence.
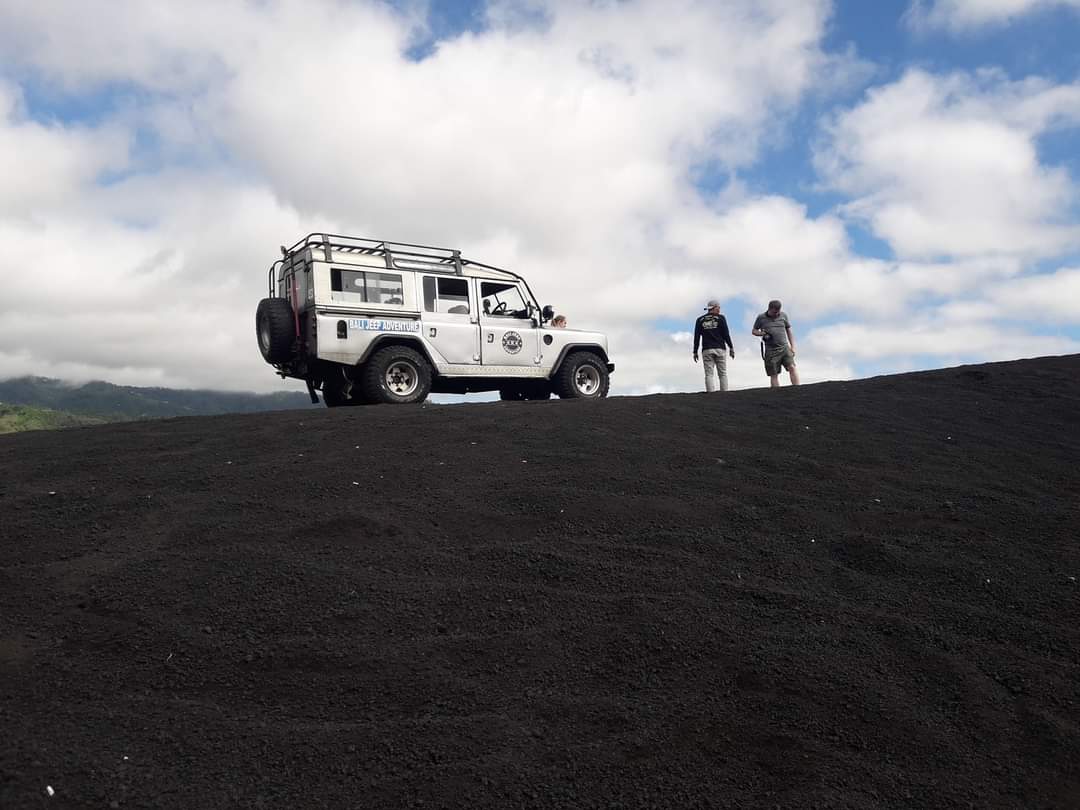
[552,352,610,399]
[361,345,432,404]
[256,298,295,364]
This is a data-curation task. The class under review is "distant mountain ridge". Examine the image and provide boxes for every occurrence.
[0,376,317,422]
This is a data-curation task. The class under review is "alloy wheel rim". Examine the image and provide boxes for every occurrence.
[386,361,419,396]
[575,365,600,396]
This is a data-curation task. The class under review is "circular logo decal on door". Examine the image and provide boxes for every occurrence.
[502,331,523,354]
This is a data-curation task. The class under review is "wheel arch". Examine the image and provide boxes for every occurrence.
[357,335,438,370]
[549,343,609,378]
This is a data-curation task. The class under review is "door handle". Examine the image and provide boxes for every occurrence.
[487,333,494,343]
[429,327,437,337]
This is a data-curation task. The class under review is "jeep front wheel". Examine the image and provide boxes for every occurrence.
[553,352,610,399]
[361,345,432,404]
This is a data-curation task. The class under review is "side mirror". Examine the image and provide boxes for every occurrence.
[541,305,555,321]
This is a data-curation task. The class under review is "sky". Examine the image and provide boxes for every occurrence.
[1,0,1079,396]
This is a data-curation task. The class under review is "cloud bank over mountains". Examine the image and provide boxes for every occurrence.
[0,0,1077,394]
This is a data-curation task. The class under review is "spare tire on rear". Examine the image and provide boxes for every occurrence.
[256,298,296,363]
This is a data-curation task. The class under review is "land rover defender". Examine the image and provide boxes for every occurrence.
[256,234,614,406]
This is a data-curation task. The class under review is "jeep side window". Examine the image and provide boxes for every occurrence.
[422,276,470,315]
[368,272,404,305]
[422,276,471,314]
[331,268,365,295]
[481,281,528,318]
[331,268,404,306]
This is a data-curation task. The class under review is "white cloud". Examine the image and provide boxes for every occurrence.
[906,0,1080,31]
[192,0,841,251]
[659,195,1028,323]
[0,81,130,217]
[983,267,1080,319]
[816,69,1080,261]
[805,319,1080,361]
[0,178,310,391]
[936,265,1080,323]
[664,195,886,317]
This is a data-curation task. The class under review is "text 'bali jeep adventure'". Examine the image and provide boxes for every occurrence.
[256,234,614,406]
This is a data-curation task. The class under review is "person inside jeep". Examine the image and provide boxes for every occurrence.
[481,281,529,318]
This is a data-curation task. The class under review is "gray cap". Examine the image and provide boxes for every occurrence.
[704,299,720,310]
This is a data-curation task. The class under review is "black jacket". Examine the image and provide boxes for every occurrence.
[693,313,733,353]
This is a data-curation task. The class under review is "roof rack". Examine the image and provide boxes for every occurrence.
[268,232,533,299]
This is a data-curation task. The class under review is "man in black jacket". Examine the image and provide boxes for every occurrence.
[692,299,735,392]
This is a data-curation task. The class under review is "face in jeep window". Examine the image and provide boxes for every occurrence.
[481,282,528,318]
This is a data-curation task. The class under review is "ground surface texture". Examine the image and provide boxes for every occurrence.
[2,355,1079,809]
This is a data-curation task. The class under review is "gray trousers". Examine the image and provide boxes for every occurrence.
[702,348,728,392]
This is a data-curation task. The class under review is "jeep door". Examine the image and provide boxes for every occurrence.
[420,275,480,366]
[478,280,539,368]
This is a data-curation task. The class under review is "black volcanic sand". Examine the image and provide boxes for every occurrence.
[2,356,1079,809]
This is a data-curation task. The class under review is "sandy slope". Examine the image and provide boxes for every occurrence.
[1,355,1078,809]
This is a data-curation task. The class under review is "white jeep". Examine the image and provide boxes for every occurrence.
[256,234,614,406]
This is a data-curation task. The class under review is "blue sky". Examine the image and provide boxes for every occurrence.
[0,0,1078,393]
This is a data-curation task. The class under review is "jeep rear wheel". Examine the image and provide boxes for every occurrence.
[361,345,432,405]
[553,352,610,399]
[256,298,296,364]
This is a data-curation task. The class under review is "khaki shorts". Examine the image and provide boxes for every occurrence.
[764,345,795,376]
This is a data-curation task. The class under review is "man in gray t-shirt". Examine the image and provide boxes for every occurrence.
[752,299,800,388]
